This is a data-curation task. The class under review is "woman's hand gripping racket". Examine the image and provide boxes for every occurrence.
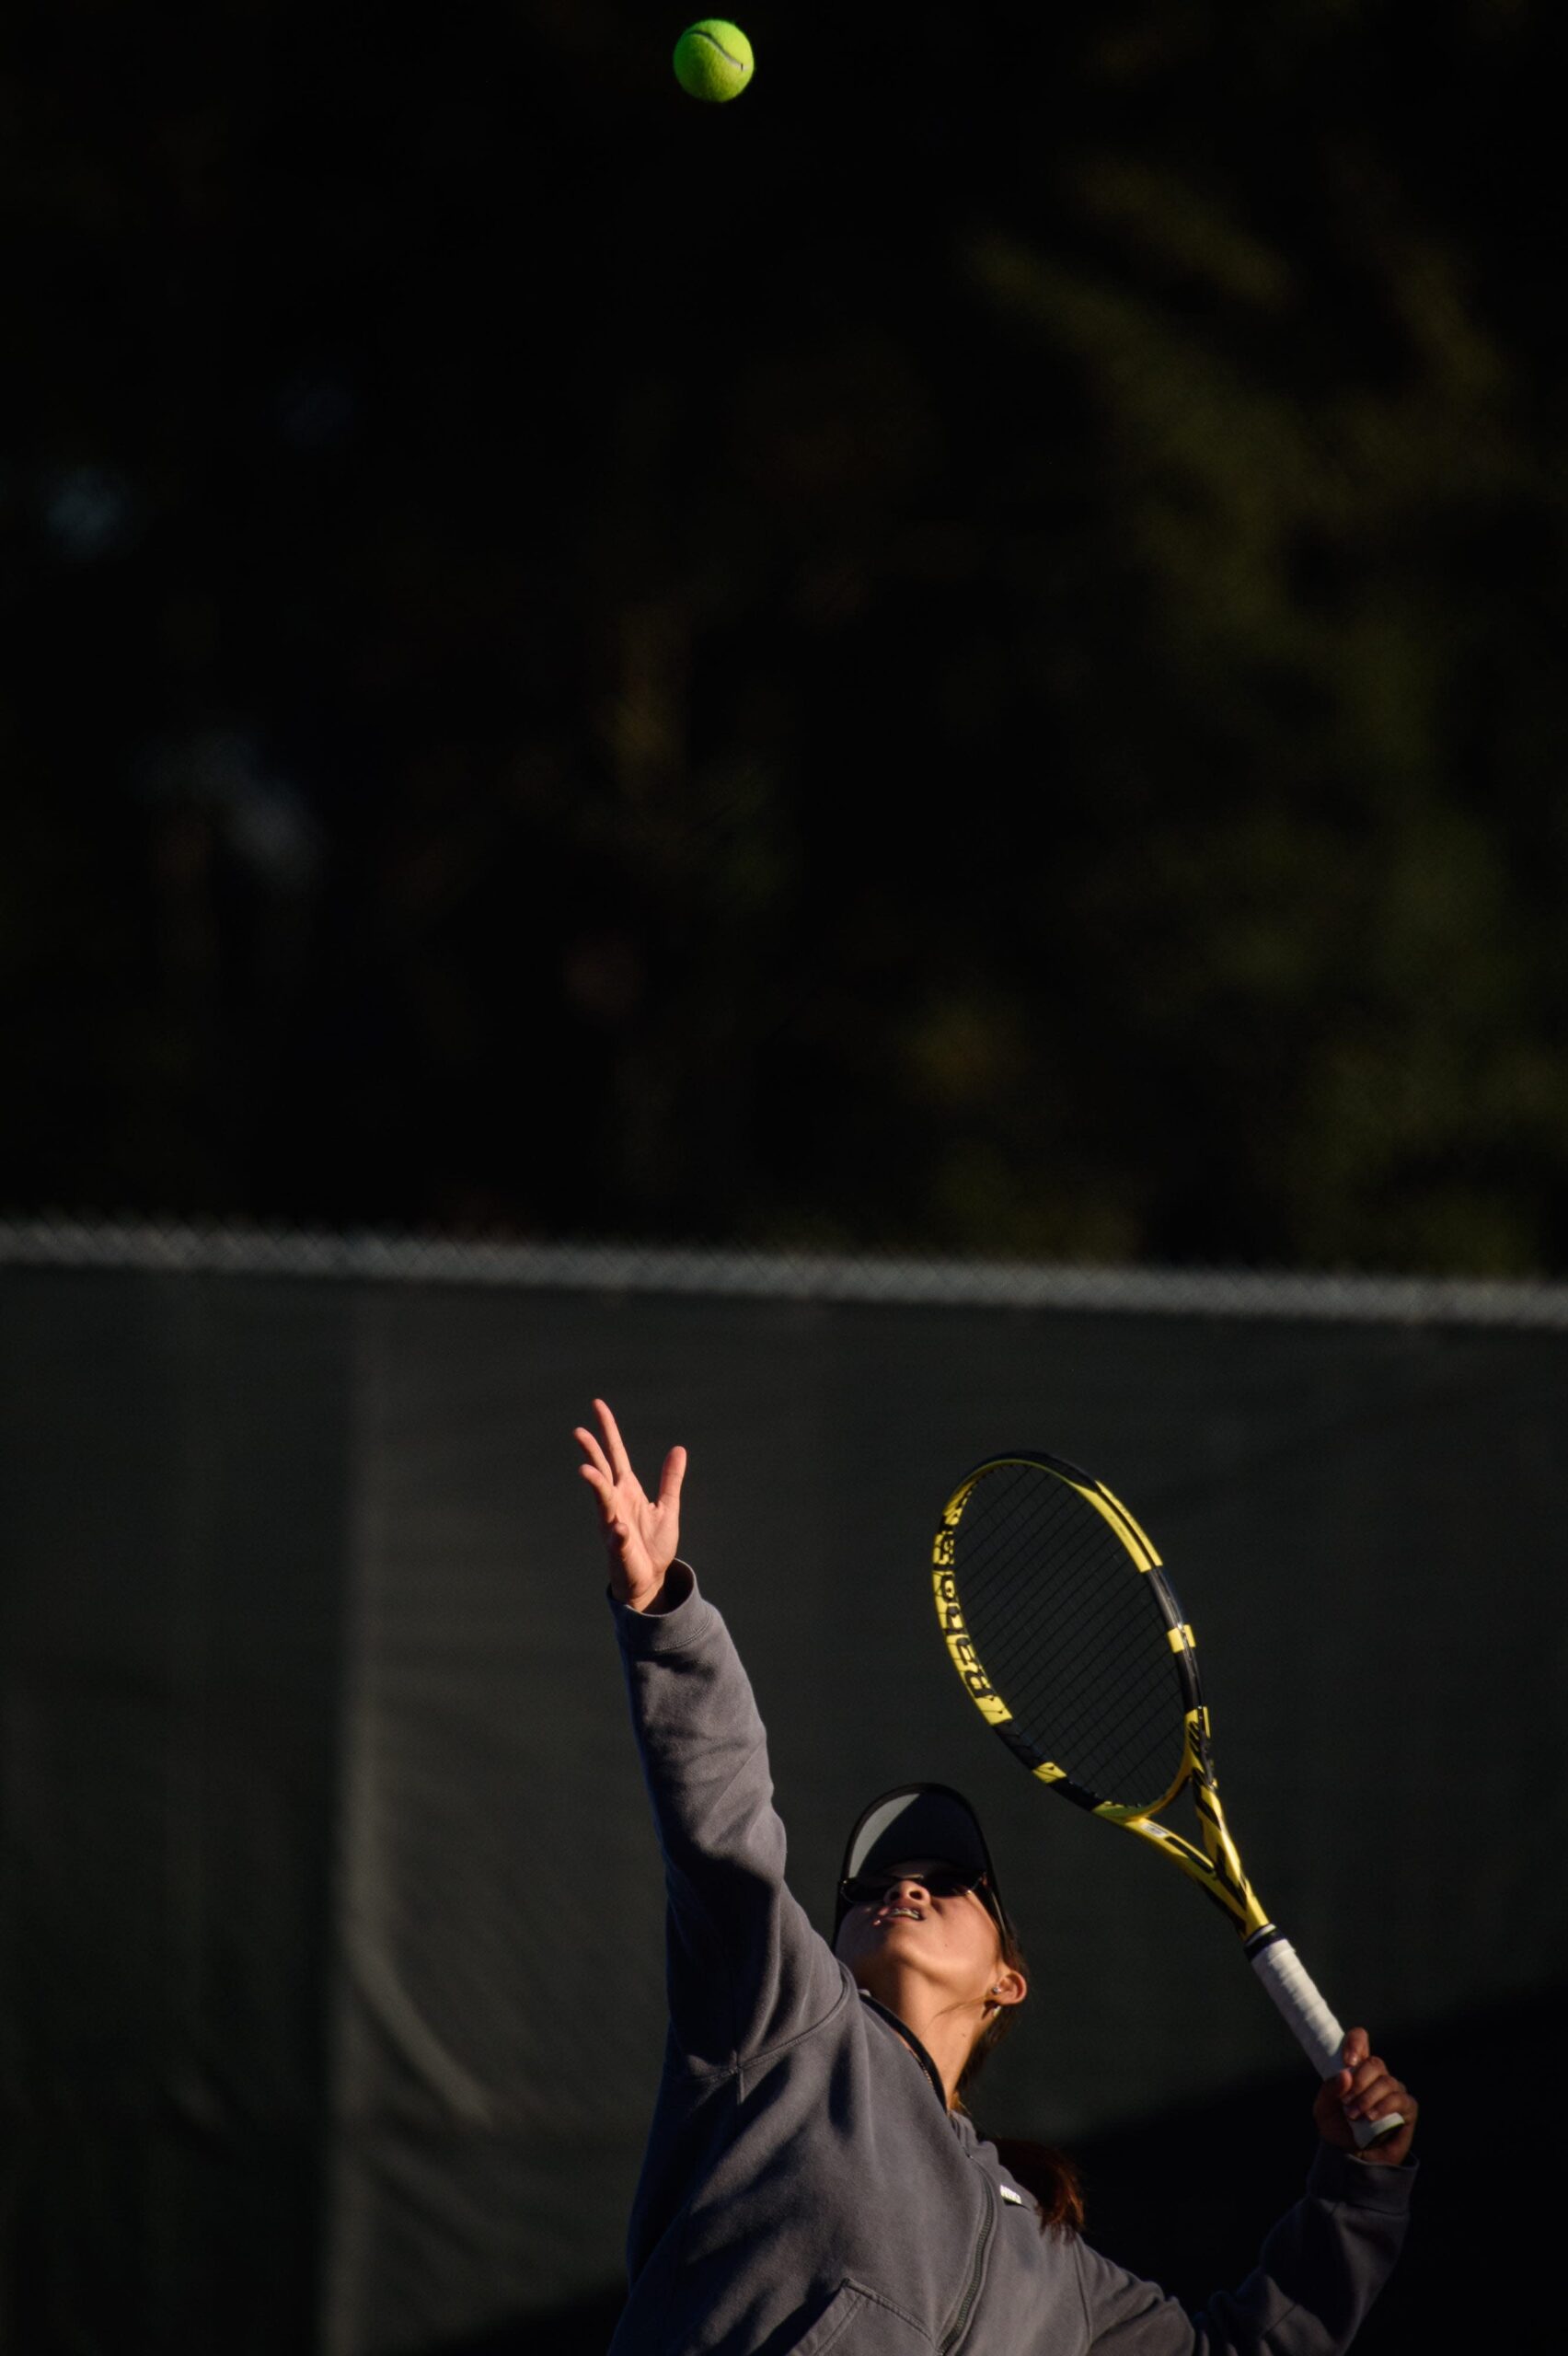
[933,1451,1408,2152]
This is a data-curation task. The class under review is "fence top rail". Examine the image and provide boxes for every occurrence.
[3,1217,1567,1331]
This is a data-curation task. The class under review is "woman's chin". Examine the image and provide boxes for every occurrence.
[842,1920,916,1973]
[847,1933,930,1996]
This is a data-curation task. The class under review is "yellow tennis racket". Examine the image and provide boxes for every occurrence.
[933,1449,1401,2146]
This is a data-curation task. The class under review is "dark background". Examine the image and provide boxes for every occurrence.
[6,0,1567,2347]
[7,0,1568,1269]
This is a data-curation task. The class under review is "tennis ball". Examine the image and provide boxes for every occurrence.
[674,19,754,103]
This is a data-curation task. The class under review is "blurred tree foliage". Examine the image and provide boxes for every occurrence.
[4,0,1565,1270]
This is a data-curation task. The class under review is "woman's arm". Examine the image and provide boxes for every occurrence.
[1076,2089,1416,2353]
[577,1400,845,2071]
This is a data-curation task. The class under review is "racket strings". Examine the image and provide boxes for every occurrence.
[974,1582,1174,1805]
[975,1548,1153,1728]
[951,1466,1185,1811]
[965,1513,1174,1746]
[964,1573,1176,1805]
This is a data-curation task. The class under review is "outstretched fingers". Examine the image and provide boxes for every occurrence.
[573,1401,685,1611]
[594,1398,632,1482]
[657,1446,687,1513]
[574,1426,613,1484]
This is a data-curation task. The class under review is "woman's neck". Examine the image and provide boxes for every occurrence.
[860,1974,988,2108]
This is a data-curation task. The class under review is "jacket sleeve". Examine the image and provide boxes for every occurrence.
[1075,2145,1414,2353]
[613,1564,847,2072]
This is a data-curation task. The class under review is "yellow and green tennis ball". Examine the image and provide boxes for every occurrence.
[674,19,754,102]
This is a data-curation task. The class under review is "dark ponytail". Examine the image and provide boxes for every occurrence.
[988,2138,1085,2237]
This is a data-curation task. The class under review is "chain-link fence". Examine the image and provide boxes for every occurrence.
[6,1215,1568,1324]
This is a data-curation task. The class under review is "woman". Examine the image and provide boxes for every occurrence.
[576,1400,1417,2356]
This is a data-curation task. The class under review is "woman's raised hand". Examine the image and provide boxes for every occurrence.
[574,1398,687,1611]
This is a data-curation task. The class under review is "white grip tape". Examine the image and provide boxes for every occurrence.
[1251,1938,1345,2074]
[1251,1939,1404,2151]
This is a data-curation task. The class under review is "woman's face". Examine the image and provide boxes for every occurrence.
[832,1859,1021,2015]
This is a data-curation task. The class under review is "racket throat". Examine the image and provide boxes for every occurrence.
[1115,1805,1274,1939]
[1188,1773,1272,1939]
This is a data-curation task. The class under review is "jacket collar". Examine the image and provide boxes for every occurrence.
[858,1992,948,2110]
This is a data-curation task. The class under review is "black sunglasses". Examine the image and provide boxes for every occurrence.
[840,1867,994,1910]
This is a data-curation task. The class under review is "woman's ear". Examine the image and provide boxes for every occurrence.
[988,1966,1027,2011]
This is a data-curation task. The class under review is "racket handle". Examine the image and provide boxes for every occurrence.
[1248,1935,1404,2151]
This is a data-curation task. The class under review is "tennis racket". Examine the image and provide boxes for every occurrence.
[932,1449,1402,2147]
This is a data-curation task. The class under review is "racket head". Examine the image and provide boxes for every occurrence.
[933,1451,1203,1820]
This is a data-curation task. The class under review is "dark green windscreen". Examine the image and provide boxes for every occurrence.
[2,1263,1565,2351]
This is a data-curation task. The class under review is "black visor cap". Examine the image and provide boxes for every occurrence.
[835,1782,1012,1941]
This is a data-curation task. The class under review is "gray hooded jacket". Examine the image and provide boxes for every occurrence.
[610,1566,1412,2356]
